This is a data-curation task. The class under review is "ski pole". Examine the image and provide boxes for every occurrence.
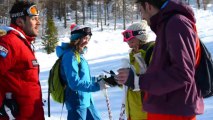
[119,103,125,120]
[119,85,127,120]
[103,88,113,120]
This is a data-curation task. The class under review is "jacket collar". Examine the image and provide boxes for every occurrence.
[10,24,35,43]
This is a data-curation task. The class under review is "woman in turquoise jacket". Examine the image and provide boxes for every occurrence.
[56,24,106,120]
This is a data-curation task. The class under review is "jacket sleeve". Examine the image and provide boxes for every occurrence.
[61,52,100,92]
[0,39,16,105]
[0,89,4,106]
[140,16,197,96]
[0,40,16,76]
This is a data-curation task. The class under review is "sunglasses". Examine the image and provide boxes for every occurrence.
[71,27,92,36]
[122,29,146,42]
[10,5,39,18]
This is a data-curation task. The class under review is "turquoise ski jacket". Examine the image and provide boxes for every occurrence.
[56,43,100,110]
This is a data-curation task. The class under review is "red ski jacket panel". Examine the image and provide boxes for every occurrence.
[0,90,4,107]
[148,113,196,120]
[0,25,44,119]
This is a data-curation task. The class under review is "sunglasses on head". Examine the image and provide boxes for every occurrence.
[71,27,92,36]
[10,5,39,18]
[122,29,146,42]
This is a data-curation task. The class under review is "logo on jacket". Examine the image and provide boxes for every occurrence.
[32,59,39,67]
[0,29,7,36]
[0,45,8,58]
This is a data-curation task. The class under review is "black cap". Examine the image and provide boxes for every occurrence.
[136,0,140,3]
[9,1,36,18]
[135,0,144,3]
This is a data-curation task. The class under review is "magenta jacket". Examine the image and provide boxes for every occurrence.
[139,0,204,116]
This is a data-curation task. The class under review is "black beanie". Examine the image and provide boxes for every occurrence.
[9,1,36,19]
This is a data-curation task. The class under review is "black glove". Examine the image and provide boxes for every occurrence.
[0,104,6,117]
[124,67,142,91]
[0,98,19,118]
[103,70,118,86]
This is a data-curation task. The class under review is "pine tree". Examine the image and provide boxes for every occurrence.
[42,16,58,54]
[42,0,58,54]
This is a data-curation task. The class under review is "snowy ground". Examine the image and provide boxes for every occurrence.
[35,5,213,120]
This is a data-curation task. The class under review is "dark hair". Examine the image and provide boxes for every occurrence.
[9,1,35,24]
[137,0,167,9]
[10,16,27,25]
[70,39,81,51]
[70,38,88,53]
